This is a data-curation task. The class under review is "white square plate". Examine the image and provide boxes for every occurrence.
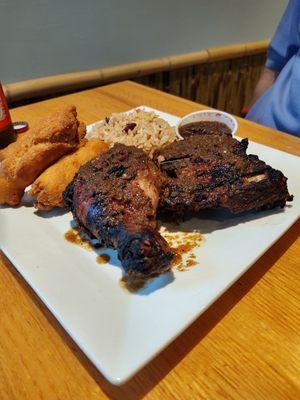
[0,107,299,384]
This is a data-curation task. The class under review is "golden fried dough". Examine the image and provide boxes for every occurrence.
[29,140,109,210]
[0,106,84,206]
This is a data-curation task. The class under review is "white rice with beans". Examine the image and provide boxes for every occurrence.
[86,109,177,155]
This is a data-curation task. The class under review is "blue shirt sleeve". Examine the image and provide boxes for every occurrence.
[266,0,300,72]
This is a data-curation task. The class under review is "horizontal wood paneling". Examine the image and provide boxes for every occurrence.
[3,40,268,115]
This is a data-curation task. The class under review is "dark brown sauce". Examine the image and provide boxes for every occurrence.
[175,255,199,271]
[174,242,197,254]
[64,227,103,252]
[120,274,150,292]
[179,121,232,138]
[162,230,202,271]
[65,226,202,292]
[186,259,198,267]
[171,253,183,268]
[64,228,94,251]
[96,254,111,264]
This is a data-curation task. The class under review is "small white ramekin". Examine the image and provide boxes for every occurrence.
[176,109,238,139]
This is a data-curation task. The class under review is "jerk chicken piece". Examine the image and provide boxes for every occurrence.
[154,134,293,215]
[63,143,174,276]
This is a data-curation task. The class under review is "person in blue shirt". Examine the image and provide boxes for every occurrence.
[246,0,300,137]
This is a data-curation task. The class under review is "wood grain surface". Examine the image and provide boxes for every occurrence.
[0,81,299,400]
[4,40,268,103]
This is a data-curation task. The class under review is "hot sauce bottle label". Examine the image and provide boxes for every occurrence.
[0,98,3,119]
[0,83,16,148]
[0,84,12,131]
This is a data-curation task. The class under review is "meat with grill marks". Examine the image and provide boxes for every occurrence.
[63,143,174,277]
[64,132,292,278]
[154,134,293,215]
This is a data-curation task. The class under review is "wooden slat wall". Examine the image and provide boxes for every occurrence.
[4,41,267,114]
[135,53,266,115]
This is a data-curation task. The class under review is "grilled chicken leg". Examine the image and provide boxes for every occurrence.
[63,143,174,276]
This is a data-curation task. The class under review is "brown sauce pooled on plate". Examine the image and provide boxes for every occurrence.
[179,121,232,138]
[120,274,151,293]
[65,227,103,251]
[160,228,203,272]
[175,241,198,254]
[120,230,203,293]
[96,254,111,264]
[186,259,198,267]
[66,226,203,292]
[64,228,94,251]
[65,228,111,265]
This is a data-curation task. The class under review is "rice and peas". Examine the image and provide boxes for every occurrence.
[86,109,178,155]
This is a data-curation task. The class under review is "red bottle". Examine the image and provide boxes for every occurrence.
[0,83,16,149]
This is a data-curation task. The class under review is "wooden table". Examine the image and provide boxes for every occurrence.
[1,81,299,400]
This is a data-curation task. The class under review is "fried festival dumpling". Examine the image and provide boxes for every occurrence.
[0,106,84,206]
[29,139,109,210]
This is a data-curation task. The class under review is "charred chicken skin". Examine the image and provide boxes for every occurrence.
[154,134,293,215]
[64,133,292,277]
[63,143,174,276]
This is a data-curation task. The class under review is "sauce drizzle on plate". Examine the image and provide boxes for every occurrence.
[64,228,95,251]
[160,228,203,272]
[96,254,111,264]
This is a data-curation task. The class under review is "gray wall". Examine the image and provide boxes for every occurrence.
[0,0,288,83]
